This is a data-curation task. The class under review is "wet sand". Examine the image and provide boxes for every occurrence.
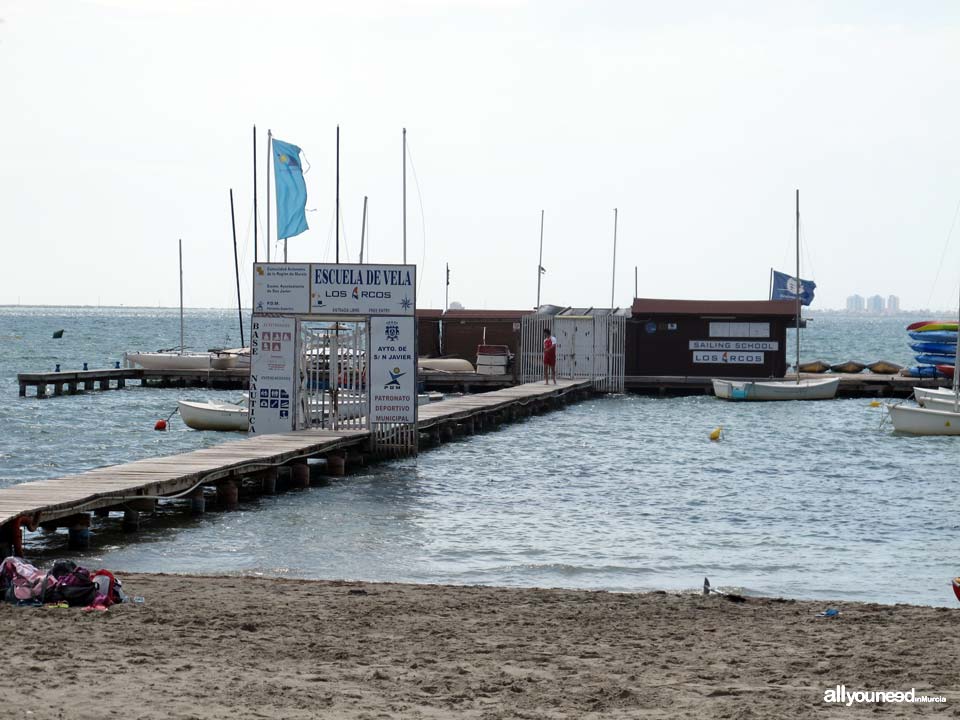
[1,574,958,719]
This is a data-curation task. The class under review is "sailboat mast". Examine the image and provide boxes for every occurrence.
[360,196,368,263]
[178,238,184,355]
[795,189,800,383]
[402,127,407,264]
[536,210,544,309]
[230,189,244,348]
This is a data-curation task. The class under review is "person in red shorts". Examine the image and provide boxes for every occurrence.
[542,328,557,384]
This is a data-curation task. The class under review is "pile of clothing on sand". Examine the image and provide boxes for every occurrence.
[0,557,126,612]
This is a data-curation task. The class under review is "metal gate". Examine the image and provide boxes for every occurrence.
[520,313,625,392]
[298,320,369,431]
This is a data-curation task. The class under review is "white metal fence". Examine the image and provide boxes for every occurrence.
[520,313,625,392]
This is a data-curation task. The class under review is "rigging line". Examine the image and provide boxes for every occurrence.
[405,138,428,300]
[323,206,336,262]
[339,201,350,261]
[926,194,960,310]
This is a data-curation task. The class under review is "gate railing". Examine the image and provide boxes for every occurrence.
[520,313,624,393]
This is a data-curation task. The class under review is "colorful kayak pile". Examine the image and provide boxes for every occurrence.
[904,320,958,378]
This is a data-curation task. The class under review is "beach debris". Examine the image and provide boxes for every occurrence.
[703,577,746,602]
[816,608,841,618]
[709,427,723,442]
[952,577,960,602]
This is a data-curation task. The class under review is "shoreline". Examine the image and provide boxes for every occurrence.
[2,573,957,718]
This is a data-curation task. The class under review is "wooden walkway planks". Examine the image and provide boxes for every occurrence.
[0,380,593,537]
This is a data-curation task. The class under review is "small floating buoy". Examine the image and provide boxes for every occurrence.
[709,426,722,441]
[154,419,167,431]
[869,400,881,408]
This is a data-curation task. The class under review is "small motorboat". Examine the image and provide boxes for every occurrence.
[418,357,475,373]
[178,397,248,431]
[712,376,840,401]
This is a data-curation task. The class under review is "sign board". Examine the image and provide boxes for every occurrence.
[368,316,417,423]
[693,350,764,364]
[690,340,778,351]
[249,316,297,434]
[708,322,770,338]
[310,264,416,316]
[252,264,310,314]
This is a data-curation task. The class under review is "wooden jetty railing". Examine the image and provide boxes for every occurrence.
[0,379,593,556]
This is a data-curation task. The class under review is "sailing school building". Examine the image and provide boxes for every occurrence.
[626,299,798,378]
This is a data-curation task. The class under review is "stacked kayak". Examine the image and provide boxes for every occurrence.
[903,321,958,377]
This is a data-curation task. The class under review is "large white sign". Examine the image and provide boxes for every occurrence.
[709,322,770,338]
[252,264,311,314]
[310,264,416,316]
[249,316,297,434]
[693,350,764,364]
[369,316,417,423]
[690,340,778,351]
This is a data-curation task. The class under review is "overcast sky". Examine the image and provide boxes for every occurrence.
[2,0,960,311]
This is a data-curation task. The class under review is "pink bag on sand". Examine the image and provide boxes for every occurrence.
[0,556,52,602]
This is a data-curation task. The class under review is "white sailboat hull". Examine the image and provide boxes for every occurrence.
[887,403,960,435]
[178,399,249,431]
[711,376,840,401]
[125,352,214,371]
[914,394,960,412]
[914,386,958,406]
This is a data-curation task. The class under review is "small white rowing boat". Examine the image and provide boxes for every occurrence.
[178,398,248,431]
[712,376,840,401]
[886,402,960,435]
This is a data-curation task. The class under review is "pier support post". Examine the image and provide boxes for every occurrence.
[122,509,140,533]
[66,514,91,550]
[291,463,310,489]
[93,508,110,519]
[0,523,15,559]
[441,424,455,442]
[190,487,206,514]
[326,454,346,477]
[84,380,94,391]
[217,480,239,511]
[36,383,46,398]
[261,468,278,495]
[19,383,26,397]
[277,466,292,492]
[98,379,110,391]
[68,381,78,394]
[118,377,126,389]
[54,383,63,396]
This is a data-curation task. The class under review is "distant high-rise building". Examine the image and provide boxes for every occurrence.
[887,295,900,313]
[846,294,865,312]
[867,294,885,314]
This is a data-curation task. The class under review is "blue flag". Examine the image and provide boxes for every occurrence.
[272,138,309,239]
[770,269,816,306]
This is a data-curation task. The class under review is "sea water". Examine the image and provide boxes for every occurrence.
[1,307,956,606]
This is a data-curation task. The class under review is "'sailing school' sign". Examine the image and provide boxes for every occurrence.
[693,350,764,364]
[690,340,779,351]
[311,264,416,316]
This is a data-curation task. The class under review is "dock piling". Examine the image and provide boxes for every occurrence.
[189,487,206,515]
[217,481,239,511]
[291,463,310,489]
[326,454,346,477]
[65,514,91,550]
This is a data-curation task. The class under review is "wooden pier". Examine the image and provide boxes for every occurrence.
[0,379,592,556]
[18,367,250,397]
[625,372,950,398]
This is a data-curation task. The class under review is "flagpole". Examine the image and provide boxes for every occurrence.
[360,196,368,263]
[611,208,618,309]
[634,265,638,299]
[230,189,244,348]
[445,263,450,311]
[178,238,184,355]
[795,189,800,383]
[266,129,272,263]
[336,125,340,264]
[253,125,259,263]
[402,127,407,264]
[536,209,544,309]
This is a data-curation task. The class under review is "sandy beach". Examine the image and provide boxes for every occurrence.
[0,574,957,718]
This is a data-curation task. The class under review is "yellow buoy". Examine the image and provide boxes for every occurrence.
[709,426,722,441]
[869,400,881,408]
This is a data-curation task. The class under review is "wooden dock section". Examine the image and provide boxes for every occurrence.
[0,379,592,556]
[18,367,250,397]
[625,373,950,398]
